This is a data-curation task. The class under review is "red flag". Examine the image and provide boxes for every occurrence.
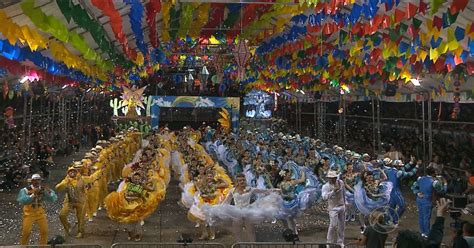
[434,58,446,72]
[372,15,383,28]
[419,0,428,14]
[433,16,443,30]
[382,15,391,29]
[406,3,418,18]
[450,0,468,14]
[394,9,406,23]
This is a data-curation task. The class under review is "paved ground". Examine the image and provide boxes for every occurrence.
[0,149,465,247]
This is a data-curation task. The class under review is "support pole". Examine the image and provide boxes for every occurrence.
[313,101,316,136]
[372,97,376,155]
[422,95,426,169]
[427,93,433,163]
[27,96,33,154]
[342,95,346,144]
[376,97,381,155]
[22,94,27,150]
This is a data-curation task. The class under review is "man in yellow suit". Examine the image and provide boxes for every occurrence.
[56,165,88,238]
[85,165,100,222]
[17,174,58,245]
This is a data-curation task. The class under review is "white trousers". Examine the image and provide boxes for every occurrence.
[327,206,345,246]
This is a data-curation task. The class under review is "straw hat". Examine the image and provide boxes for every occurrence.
[326,170,339,178]
[31,174,42,180]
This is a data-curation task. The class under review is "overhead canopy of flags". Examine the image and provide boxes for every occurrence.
[0,0,472,97]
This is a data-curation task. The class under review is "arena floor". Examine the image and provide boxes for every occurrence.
[0,149,462,247]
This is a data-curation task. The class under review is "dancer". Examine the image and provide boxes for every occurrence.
[353,169,392,234]
[384,157,419,224]
[354,169,392,215]
[278,168,306,237]
[203,173,281,242]
[56,165,89,238]
[322,170,345,247]
[85,165,100,222]
[194,167,230,240]
[342,163,359,222]
[411,166,447,237]
[17,174,58,245]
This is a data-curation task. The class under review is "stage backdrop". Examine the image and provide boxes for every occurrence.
[150,96,240,132]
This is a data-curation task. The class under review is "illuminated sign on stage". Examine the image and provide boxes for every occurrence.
[243,90,273,119]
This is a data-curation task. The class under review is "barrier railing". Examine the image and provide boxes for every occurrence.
[344,242,393,248]
[231,242,342,248]
[0,245,102,248]
[111,243,226,248]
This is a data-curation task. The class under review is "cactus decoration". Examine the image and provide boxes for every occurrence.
[143,96,153,116]
[110,96,152,117]
[116,120,151,135]
[110,98,123,116]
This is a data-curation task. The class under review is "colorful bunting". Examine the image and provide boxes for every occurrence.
[91,0,142,65]
[55,0,132,68]
[21,0,112,71]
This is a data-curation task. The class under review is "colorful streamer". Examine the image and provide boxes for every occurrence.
[125,0,147,57]
[21,0,112,71]
[177,3,198,38]
[200,3,226,39]
[55,0,133,68]
[189,3,211,38]
[0,39,95,84]
[0,10,105,80]
[146,0,161,48]
[0,56,80,87]
[91,0,143,65]
[161,2,172,42]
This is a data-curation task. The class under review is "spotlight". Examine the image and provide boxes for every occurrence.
[410,78,421,86]
[19,76,28,83]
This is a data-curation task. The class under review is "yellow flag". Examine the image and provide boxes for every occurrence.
[430,48,439,63]
[418,50,428,61]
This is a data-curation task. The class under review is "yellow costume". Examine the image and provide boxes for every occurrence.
[56,167,95,238]
[17,175,58,245]
[104,135,170,223]
[85,167,100,221]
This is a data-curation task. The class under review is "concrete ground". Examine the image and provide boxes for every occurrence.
[0,149,465,247]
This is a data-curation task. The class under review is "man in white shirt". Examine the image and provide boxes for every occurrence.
[322,170,345,247]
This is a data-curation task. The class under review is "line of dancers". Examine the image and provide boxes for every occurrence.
[198,125,447,245]
[17,125,448,246]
